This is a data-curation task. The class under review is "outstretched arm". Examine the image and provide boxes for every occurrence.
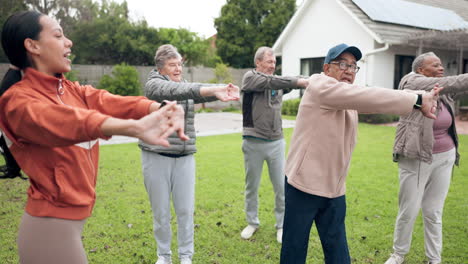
[402,73,468,98]
[200,83,240,102]
[241,70,303,92]
[101,101,188,147]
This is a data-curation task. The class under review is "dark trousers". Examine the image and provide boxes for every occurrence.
[280,178,350,264]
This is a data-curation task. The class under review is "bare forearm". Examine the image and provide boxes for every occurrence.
[200,84,240,102]
[101,117,141,138]
[200,86,218,97]
[199,86,213,97]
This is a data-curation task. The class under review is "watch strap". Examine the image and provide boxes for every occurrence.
[413,94,422,109]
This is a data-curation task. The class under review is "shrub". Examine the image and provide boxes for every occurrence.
[459,98,468,107]
[358,113,399,124]
[208,63,234,84]
[64,70,79,82]
[97,63,141,96]
[282,98,301,116]
[221,106,239,112]
[196,108,216,113]
[64,55,79,82]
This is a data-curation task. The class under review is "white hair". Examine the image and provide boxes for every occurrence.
[412,52,438,72]
[154,44,182,70]
[254,46,274,63]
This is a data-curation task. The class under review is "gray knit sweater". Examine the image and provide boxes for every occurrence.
[138,70,218,155]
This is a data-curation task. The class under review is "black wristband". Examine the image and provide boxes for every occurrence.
[160,101,167,108]
[413,94,422,109]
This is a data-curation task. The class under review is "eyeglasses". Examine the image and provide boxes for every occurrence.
[329,61,360,73]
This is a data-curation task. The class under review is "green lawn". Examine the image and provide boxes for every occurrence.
[1,124,467,263]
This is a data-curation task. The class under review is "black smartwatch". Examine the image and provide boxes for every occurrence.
[413,94,422,109]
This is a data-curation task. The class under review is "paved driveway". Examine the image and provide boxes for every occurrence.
[100,112,296,145]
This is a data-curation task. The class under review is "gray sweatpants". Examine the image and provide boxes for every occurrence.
[141,150,195,259]
[17,212,87,264]
[242,138,285,229]
[392,148,455,263]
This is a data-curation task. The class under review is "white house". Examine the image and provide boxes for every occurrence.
[273,0,468,99]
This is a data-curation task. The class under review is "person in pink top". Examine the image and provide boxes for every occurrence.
[385,52,468,264]
[280,43,442,264]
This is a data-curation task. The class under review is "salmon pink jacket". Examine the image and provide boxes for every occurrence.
[0,68,154,220]
[285,73,417,198]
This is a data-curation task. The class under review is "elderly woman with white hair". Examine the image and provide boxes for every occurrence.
[139,44,239,264]
[385,52,468,264]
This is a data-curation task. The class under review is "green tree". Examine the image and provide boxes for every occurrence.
[214,0,296,68]
[69,2,213,66]
[69,1,156,65]
[0,0,99,62]
[24,0,99,37]
[97,63,141,96]
[1,0,218,67]
[158,28,217,67]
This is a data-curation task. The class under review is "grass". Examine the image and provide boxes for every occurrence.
[0,124,467,264]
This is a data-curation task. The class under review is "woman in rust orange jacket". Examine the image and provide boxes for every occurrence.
[0,10,188,264]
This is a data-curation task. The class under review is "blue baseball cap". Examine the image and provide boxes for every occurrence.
[324,43,362,64]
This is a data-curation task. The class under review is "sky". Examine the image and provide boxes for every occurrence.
[115,0,304,38]
[114,0,227,38]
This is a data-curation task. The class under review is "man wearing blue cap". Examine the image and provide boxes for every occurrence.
[279,43,443,264]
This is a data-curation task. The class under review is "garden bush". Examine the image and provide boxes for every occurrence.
[208,63,234,84]
[97,63,141,96]
[282,98,301,116]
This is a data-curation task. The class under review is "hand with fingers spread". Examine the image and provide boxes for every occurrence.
[204,83,240,102]
[420,83,444,119]
[101,101,188,147]
[135,101,188,146]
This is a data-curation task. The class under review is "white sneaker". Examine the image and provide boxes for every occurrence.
[155,256,172,264]
[384,253,404,264]
[180,257,192,264]
[276,228,283,243]
[240,225,257,239]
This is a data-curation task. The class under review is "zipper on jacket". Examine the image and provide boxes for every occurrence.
[56,79,66,105]
[181,100,188,154]
[56,79,97,181]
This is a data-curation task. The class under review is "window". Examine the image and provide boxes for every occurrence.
[393,55,415,89]
[299,57,324,97]
[300,57,325,76]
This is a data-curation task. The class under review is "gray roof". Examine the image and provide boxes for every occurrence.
[340,0,468,48]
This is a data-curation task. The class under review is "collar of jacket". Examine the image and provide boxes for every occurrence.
[22,67,66,95]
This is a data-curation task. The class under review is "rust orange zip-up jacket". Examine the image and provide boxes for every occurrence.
[0,68,154,220]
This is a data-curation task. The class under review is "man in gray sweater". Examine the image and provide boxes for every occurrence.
[240,46,309,243]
